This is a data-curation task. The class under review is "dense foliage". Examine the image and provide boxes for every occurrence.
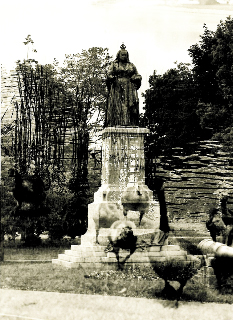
[188,17,233,145]
[1,44,112,243]
[143,16,233,158]
[142,62,203,155]
[60,47,112,127]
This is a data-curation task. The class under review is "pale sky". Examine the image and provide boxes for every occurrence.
[1,0,233,108]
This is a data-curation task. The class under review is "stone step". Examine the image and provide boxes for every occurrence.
[85,251,107,257]
[147,246,163,252]
[71,245,106,252]
[57,251,186,263]
[53,242,192,270]
[127,256,150,263]
[124,251,148,258]
[106,251,149,258]
[65,249,106,258]
[106,252,131,258]
[61,249,180,263]
[57,254,68,261]
[147,251,168,257]
[70,245,83,252]
[54,254,196,270]
[64,250,82,256]
[160,245,181,251]
[59,254,111,263]
[160,250,187,257]
[148,257,166,262]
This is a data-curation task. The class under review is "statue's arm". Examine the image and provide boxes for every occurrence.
[106,62,116,90]
[107,62,116,79]
[130,64,142,90]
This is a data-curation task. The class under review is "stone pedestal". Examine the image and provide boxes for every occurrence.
[53,126,160,269]
[82,127,158,245]
[52,244,191,271]
[101,127,149,187]
[94,127,152,203]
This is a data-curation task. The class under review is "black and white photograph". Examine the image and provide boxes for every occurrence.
[1,0,233,319]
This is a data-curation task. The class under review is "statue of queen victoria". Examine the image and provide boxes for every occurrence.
[105,44,142,127]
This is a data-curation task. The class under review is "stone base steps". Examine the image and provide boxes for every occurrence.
[80,228,161,247]
[52,243,194,270]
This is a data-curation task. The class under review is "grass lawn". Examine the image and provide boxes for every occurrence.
[1,262,233,304]
[1,244,233,305]
[3,246,68,261]
[3,237,80,261]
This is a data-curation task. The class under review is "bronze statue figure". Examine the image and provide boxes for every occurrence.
[105,44,142,127]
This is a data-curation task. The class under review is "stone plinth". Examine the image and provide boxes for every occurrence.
[53,126,160,269]
[101,127,149,187]
[93,127,153,211]
[53,243,196,271]
[84,127,157,245]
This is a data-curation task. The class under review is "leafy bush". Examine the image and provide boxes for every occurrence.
[151,260,199,282]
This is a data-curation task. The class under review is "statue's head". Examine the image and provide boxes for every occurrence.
[116,44,129,62]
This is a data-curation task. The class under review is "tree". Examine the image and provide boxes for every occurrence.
[14,60,72,175]
[58,48,113,237]
[60,47,112,127]
[143,17,233,156]
[23,34,34,45]
[142,63,204,192]
[142,62,202,154]
[6,57,90,242]
[188,18,233,138]
[2,46,112,243]
[142,17,233,193]
[10,47,112,242]
[23,34,37,60]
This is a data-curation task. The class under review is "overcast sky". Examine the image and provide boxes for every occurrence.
[1,0,233,107]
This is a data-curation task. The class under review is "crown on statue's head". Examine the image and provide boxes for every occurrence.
[120,43,126,50]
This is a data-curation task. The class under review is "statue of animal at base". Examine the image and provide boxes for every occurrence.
[121,184,151,226]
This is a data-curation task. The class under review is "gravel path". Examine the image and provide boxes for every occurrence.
[0,289,232,320]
